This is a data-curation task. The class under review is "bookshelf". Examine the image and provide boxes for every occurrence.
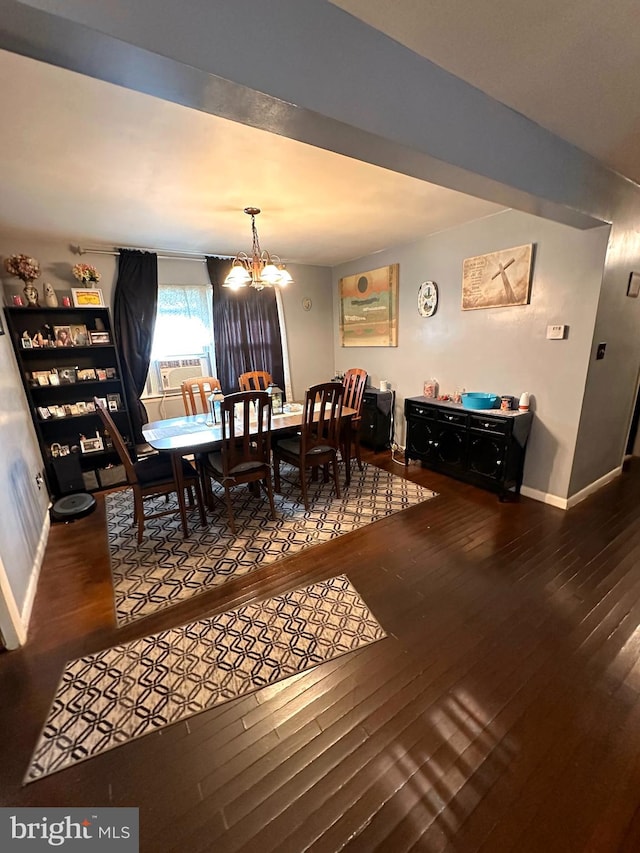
[3,305,135,496]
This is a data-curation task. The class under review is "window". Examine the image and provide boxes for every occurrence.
[144,285,214,396]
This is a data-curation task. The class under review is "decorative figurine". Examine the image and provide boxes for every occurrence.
[43,281,59,307]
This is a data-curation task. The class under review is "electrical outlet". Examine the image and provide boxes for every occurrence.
[546,324,566,340]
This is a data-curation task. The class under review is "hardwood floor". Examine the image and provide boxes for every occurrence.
[3,452,640,851]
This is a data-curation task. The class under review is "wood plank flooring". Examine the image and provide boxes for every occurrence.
[3,452,640,851]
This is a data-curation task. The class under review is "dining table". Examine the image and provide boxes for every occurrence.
[142,404,357,537]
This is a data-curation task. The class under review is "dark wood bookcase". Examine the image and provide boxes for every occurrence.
[3,305,134,497]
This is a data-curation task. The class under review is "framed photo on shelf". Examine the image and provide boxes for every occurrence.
[70,324,89,346]
[80,435,104,454]
[31,371,50,386]
[58,367,77,384]
[107,393,122,412]
[88,330,111,345]
[96,369,107,381]
[104,367,116,380]
[48,370,60,386]
[77,367,97,382]
[37,406,51,420]
[53,325,73,347]
[71,288,105,308]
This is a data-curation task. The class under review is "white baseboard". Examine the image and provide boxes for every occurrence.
[20,511,50,635]
[520,465,623,511]
[566,465,622,509]
[520,485,568,509]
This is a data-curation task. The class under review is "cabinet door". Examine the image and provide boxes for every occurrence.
[435,423,467,468]
[406,416,438,461]
[468,433,507,481]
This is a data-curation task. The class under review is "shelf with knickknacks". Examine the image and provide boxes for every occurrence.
[3,300,133,498]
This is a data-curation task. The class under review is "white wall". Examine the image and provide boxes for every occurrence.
[333,210,610,502]
[0,301,50,646]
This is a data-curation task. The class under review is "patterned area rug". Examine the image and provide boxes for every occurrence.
[108,463,436,625]
[25,576,385,783]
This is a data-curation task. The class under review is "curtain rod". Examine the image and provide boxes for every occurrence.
[71,244,233,262]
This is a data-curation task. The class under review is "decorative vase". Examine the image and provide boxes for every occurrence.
[23,280,40,307]
[43,282,59,307]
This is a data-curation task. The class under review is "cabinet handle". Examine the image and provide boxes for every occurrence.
[484,422,490,428]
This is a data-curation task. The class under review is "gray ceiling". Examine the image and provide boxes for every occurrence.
[333,0,640,185]
[3,1,638,263]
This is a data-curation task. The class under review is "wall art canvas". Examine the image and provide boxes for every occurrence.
[462,244,534,310]
[339,263,398,347]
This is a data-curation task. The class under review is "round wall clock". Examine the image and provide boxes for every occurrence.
[418,281,438,317]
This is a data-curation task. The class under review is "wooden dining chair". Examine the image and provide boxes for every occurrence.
[273,381,345,510]
[238,370,272,392]
[94,398,206,543]
[181,376,222,415]
[201,390,276,534]
[342,367,368,471]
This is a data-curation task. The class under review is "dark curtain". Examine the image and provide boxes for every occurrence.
[206,257,285,396]
[113,249,158,442]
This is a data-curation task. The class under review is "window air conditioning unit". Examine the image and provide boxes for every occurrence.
[158,357,209,392]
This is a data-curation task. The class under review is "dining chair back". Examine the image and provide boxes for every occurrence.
[181,376,222,415]
[202,390,276,534]
[238,370,272,392]
[342,367,368,471]
[94,398,205,543]
[273,381,345,510]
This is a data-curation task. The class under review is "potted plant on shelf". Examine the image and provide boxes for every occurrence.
[4,254,41,306]
[72,263,101,283]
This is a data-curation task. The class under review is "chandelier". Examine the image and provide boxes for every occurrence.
[223,207,293,291]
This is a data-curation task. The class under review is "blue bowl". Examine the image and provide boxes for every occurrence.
[461,392,500,410]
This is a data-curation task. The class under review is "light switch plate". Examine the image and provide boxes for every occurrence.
[546,324,566,340]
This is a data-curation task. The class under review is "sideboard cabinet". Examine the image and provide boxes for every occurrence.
[3,305,135,497]
[404,396,533,499]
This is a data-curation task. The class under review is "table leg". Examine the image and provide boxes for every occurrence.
[172,452,189,537]
[344,417,352,487]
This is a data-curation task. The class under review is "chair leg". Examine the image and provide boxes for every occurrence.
[300,466,310,511]
[355,433,363,471]
[134,490,145,544]
[186,486,194,507]
[273,454,281,492]
[193,478,207,526]
[223,487,237,535]
[332,455,341,500]
[264,474,277,521]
